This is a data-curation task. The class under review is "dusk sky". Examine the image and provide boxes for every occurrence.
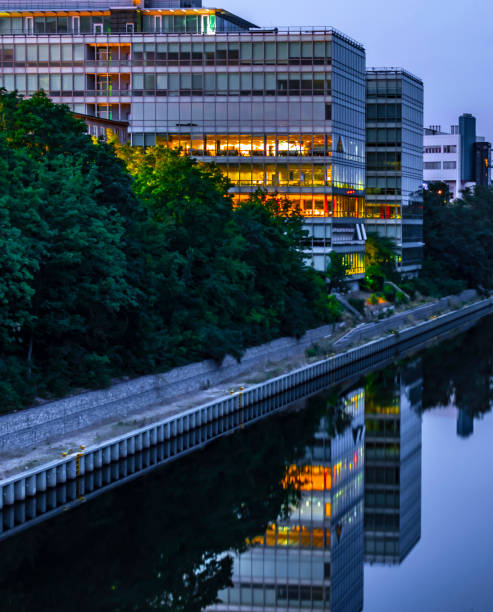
[221,0,493,141]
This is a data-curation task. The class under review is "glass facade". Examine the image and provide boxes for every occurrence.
[208,389,365,611]
[365,69,424,276]
[0,0,368,278]
[364,361,422,564]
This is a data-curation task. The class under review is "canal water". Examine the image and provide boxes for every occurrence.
[1,317,493,611]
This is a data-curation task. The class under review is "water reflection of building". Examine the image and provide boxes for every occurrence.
[364,361,422,565]
[457,409,474,438]
[209,390,365,611]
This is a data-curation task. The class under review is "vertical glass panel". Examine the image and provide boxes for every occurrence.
[240,42,252,61]
[277,41,288,61]
[168,73,179,94]
[252,42,263,62]
[15,45,26,61]
[27,45,37,62]
[34,17,45,33]
[15,73,26,92]
[39,74,49,90]
[62,74,72,91]
[27,74,37,92]
[11,17,22,33]
[240,72,251,92]
[314,41,325,57]
[265,42,275,62]
[49,74,61,92]
[265,135,276,156]
[204,73,215,92]
[180,73,191,90]
[239,135,252,156]
[38,45,50,62]
[73,44,84,61]
[132,73,143,89]
[265,73,276,92]
[45,16,56,33]
[191,73,202,91]
[190,135,204,154]
[50,44,61,61]
[252,73,263,91]
[251,163,264,184]
[3,74,14,90]
[73,74,84,91]
[168,42,179,62]
[301,41,313,57]
[229,73,239,91]
[289,41,300,59]
[216,73,227,92]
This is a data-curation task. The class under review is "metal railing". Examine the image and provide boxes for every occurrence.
[367,66,423,84]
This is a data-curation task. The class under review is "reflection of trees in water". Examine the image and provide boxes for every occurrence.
[0,391,353,612]
[421,315,493,418]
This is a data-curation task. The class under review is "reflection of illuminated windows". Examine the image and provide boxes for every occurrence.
[283,465,332,491]
[259,524,331,549]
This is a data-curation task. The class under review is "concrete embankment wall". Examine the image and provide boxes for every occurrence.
[0,297,492,539]
[0,290,484,455]
[0,323,335,453]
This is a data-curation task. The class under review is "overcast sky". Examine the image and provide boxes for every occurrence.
[220,0,493,140]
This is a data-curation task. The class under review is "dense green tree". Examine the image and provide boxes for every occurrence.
[234,190,331,342]
[364,233,398,291]
[119,148,333,362]
[0,93,334,410]
[0,91,139,405]
[417,182,493,295]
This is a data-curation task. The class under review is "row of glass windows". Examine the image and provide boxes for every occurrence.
[366,418,400,436]
[0,43,84,63]
[148,133,331,156]
[366,78,402,98]
[133,40,332,64]
[402,224,423,241]
[219,584,329,608]
[141,15,216,35]
[232,194,365,219]
[366,176,402,196]
[0,39,332,65]
[0,16,110,35]
[367,127,402,145]
[402,246,423,266]
[366,204,402,219]
[0,73,84,94]
[366,103,402,122]
[131,72,331,96]
[214,163,333,186]
[424,161,457,170]
[365,537,401,555]
[365,491,400,510]
[366,152,401,171]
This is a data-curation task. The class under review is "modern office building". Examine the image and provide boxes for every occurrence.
[423,114,491,199]
[364,361,422,565]
[208,389,365,611]
[365,68,424,277]
[0,0,367,280]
